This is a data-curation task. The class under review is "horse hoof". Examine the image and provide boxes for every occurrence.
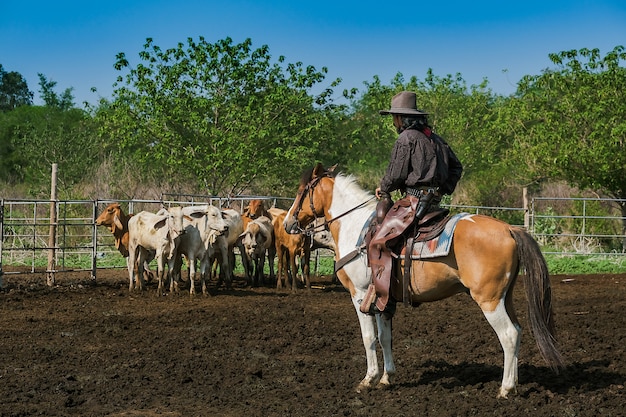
[355,381,372,393]
[497,386,516,399]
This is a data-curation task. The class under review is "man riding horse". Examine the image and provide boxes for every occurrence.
[360,91,464,317]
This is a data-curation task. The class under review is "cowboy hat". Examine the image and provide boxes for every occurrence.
[379,91,428,116]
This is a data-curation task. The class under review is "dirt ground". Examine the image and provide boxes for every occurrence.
[0,267,624,417]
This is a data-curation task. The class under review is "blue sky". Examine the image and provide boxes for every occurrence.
[2,0,625,106]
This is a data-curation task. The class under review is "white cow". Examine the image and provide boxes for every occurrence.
[239,215,274,287]
[171,205,229,295]
[127,207,185,293]
[309,217,337,253]
[209,208,244,289]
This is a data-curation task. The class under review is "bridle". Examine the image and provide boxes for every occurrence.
[288,175,325,235]
[289,173,375,235]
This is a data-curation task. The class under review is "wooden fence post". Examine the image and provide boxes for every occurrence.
[47,163,58,287]
[523,187,530,231]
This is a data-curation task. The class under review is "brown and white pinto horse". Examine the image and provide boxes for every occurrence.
[283,163,564,398]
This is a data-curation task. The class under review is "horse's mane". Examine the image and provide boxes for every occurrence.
[334,173,376,208]
[298,166,317,187]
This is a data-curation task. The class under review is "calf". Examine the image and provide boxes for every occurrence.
[272,209,311,291]
[239,216,274,287]
[243,199,273,222]
[127,207,185,293]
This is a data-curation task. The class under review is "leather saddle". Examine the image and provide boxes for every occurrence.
[394,208,453,307]
[364,207,451,259]
[412,208,451,242]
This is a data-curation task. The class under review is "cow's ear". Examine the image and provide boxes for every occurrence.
[190,211,205,219]
[113,214,124,231]
[154,218,167,230]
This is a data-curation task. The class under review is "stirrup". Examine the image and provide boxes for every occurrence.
[359,284,377,314]
[361,299,396,317]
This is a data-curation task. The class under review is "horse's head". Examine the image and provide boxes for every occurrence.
[284,163,336,235]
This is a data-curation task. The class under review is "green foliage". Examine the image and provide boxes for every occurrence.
[99,36,346,196]
[513,46,626,201]
[546,254,626,274]
[37,73,75,111]
[534,198,625,253]
[0,105,100,197]
[533,207,562,244]
[0,64,33,111]
[2,40,626,225]
[0,110,28,183]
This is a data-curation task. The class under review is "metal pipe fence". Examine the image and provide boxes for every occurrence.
[529,197,626,256]
[1,195,624,283]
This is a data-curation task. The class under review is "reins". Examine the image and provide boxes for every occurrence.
[327,196,376,226]
[303,195,375,236]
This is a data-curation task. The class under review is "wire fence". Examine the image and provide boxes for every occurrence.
[1,195,624,283]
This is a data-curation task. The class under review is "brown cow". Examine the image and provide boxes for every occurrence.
[242,199,273,226]
[95,202,154,282]
[96,203,133,256]
[272,208,311,291]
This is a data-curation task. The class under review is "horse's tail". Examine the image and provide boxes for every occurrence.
[510,227,565,372]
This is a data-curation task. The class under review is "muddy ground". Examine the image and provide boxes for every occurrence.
[0,268,624,417]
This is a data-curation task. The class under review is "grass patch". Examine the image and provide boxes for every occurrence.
[545,254,626,275]
[4,250,625,276]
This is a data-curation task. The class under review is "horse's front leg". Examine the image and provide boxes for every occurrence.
[376,313,395,388]
[352,297,382,392]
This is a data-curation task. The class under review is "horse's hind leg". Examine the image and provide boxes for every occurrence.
[376,313,395,388]
[481,297,521,398]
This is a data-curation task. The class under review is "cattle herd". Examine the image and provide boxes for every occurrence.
[95,200,336,295]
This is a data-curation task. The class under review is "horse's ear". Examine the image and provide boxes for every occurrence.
[327,163,339,175]
[312,162,326,179]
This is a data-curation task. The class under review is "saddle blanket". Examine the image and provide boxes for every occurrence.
[402,213,471,260]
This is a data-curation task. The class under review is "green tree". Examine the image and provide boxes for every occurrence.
[512,47,626,202]
[2,105,98,197]
[100,36,343,196]
[0,108,28,182]
[342,75,397,185]
[37,73,75,110]
[0,64,33,111]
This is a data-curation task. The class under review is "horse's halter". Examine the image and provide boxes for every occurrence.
[288,175,326,235]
